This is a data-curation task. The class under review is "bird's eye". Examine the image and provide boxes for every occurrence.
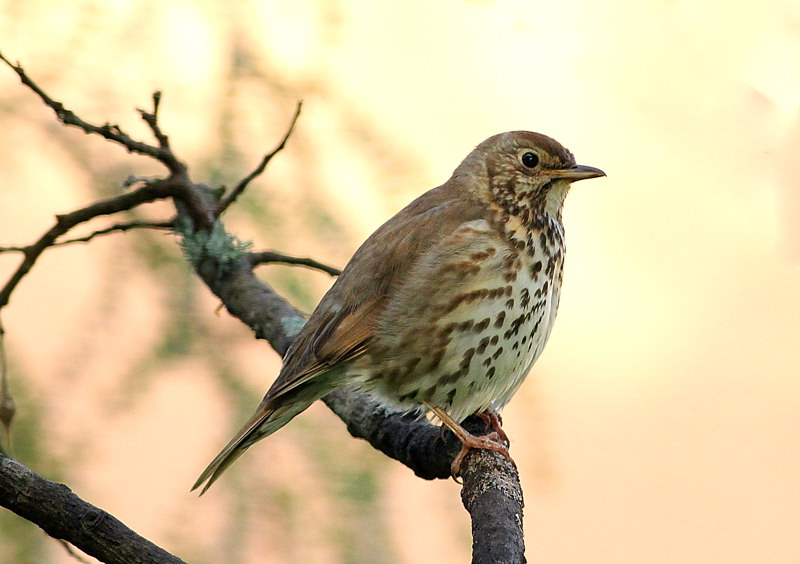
[520,152,539,168]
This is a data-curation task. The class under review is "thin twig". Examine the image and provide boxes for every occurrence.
[0,245,26,253]
[0,179,181,310]
[248,250,341,276]
[0,53,184,174]
[217,101,303,215]
[54,220,174,246]
[136,91,171,151]
[0,221,173,254]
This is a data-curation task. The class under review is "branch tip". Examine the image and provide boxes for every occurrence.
[249,250,341,276]
[217,100,303,215]
[1,52,182,172]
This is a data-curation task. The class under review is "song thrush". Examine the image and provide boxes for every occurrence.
[193,131,604,493]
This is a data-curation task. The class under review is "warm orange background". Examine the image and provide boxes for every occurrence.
[1,2,799,563]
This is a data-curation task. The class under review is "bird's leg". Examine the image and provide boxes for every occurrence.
[478,409,509,446]
[425,403,514,476]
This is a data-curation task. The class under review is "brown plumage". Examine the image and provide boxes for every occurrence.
[193,131,604,493]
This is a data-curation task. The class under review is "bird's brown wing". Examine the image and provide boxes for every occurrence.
[263,184,489,402]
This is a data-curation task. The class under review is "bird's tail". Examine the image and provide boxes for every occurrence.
[192,372,343,495]
[191,405,284,495]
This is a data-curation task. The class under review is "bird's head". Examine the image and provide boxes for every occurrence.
[458,131,605,219]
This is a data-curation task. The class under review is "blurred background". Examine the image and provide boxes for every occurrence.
[1,1,799,562]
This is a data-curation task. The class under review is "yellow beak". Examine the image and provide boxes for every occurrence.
[550,164,606,182]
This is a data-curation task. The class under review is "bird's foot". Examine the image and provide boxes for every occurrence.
[424,403,515,477]
[477,409,509,446]
[450,430,514,476]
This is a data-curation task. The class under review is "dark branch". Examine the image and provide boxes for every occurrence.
[0,454,187,564]
[461,450,526,564]
[192,254,307,357]
[0,53,185,175]
[248,250,341,276]
[137,91,170,150]
[217,100,303,215]
[0,179,181,310]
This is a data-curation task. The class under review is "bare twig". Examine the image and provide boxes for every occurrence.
[54,220,174,246]
[248,250,341,276]
[0,221,174,254]
[0,245,30,253]
[136,91,171,151]
[0,53,185,175]
[0,179,182,310]
[217,100,303,215]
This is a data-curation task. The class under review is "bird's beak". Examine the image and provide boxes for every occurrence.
[550,164,606,182]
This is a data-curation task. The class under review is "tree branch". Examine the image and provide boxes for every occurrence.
[461,449,526,563]
[0,454,187,564]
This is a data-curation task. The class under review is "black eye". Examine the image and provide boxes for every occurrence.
[520,152,539,168]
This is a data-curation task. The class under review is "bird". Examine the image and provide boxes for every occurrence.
[193,131,604,494]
